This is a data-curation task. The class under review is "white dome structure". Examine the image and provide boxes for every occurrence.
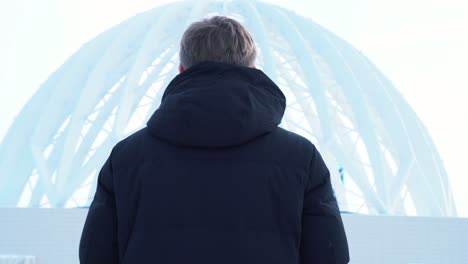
[0,0,456,216]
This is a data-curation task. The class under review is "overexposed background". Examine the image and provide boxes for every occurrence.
[1,0,467,216]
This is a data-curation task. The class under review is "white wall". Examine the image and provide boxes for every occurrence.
[0,209,467,264]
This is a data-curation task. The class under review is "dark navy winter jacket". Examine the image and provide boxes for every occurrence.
[79,61,349,264]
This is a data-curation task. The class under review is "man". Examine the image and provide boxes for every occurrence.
[79,16,349,264]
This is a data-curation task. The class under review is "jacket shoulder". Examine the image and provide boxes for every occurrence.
[275,127,316,152]
[264,127,318,165]
[109,128,154,168]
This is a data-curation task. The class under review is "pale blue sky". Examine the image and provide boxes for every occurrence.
[1,0,467,216]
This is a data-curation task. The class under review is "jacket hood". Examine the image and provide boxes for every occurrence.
[146,61,286,148]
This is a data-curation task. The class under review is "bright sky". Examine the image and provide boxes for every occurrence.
[1,0,467,216]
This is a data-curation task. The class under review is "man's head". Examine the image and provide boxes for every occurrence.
[179,16,257,72]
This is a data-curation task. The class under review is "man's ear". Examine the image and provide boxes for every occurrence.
[178,63,185,73]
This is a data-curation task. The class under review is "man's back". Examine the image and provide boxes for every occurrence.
[79,61,349,263]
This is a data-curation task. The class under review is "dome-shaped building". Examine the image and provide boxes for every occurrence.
[0,0,456,216]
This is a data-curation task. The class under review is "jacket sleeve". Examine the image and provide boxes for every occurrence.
[300,146,350,264]
[79,149,119,264]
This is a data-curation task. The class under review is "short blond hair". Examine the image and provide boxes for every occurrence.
[179,16,257,69]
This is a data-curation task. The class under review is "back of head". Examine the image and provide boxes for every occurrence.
[180,16,257,69]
